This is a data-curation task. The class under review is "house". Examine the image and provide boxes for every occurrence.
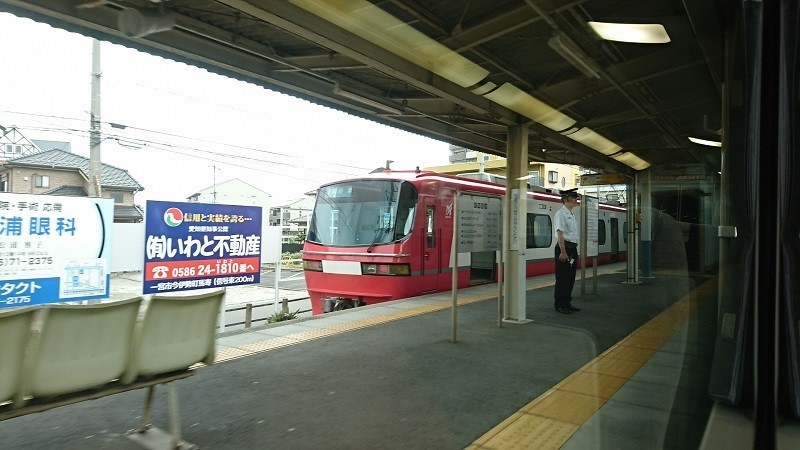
[186,178,271,206]
[269,196,315,243]
[426,144,582,191]
[32,139,72,153]
[186,178,271,226]
[0,125,40,164]
[0,148,145,223]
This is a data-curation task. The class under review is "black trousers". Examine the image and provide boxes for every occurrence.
[554,243,578,309]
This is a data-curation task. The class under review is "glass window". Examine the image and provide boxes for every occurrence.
[307,180,418,247]
[426,205,435,248]
[526,213,552,248]
[111,193,124,203]
[34,174,49,188]
[597,219,606,245]
[623,221,628,244]
[548,170,558,183]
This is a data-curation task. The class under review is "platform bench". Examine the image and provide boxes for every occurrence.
[0,290,225,449]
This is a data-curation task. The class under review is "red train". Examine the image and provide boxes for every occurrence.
[302,170,627,314]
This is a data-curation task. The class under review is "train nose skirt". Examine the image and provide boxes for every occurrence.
[322,296,365,312]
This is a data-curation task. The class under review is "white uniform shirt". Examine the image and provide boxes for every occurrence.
[553,206,579,243]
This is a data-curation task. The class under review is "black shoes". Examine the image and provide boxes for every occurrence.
[556,307,572,314]
[569,306,581,312]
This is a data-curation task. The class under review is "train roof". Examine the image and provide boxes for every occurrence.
[321,170,625,210]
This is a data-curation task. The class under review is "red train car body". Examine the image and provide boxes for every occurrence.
[302,170,627,314]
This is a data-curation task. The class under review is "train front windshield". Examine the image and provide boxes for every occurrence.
[307,180,418,247]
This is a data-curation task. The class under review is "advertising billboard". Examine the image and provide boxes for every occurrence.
[143,200,262,294]
[0,193,113,308]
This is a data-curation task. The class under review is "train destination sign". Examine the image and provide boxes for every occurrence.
[457,194,501,252]
[143,200,262,294]
[0,193,113,308]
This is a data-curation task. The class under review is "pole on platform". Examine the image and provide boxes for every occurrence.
[451,193,460,343]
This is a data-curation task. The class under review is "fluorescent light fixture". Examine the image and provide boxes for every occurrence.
[292,0,631,165]
[562,127,622,155]
[611,152,651,170]
[118,8,175,38]
[333,83,403,114]
[688,136,722,147]
[484,83,577,132]
[291,0,489,88]
[589,22,671,44]
[548,33,601,79]
[470,82,497,96]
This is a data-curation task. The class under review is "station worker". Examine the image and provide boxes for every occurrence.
[553,188,581,314]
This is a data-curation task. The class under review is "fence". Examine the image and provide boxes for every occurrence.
[221,295,311,331]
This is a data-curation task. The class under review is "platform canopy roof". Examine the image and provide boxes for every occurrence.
[0,0,724,175]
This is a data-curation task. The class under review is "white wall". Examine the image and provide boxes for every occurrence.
[111,223,145,272]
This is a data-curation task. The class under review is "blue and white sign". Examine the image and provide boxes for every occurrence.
[143,200,262,294]
[0,193,113,308]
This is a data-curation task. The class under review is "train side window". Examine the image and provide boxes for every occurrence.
[597,219,606,245]
[526,213,553,248]
[623,221,628,244]
[426,205,435,247]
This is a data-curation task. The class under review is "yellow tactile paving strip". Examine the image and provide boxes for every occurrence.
[469,277,718,449]
[211,263,706,449]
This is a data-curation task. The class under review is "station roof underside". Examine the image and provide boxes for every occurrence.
[0,0,725,176]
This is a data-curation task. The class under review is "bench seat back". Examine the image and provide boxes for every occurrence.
[0,308,37,404]
[18,297,142,401]
[123,289,224,383]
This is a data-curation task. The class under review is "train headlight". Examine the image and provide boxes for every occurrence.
[303,260,323,272]
[361,263,411,276]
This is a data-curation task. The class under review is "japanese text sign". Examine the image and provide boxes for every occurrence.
[0,193,113,308]
[457,194,502,252]
[143,200,262,294]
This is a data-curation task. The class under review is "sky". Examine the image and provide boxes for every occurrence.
[0,13,451,204]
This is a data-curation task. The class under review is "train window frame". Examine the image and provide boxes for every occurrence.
[526,213,553,249]
[426,205,435,248]
[623,221,628,244]
[597,219,606,246]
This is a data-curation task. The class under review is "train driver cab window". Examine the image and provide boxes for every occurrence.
[426,205,435,247]
[307,180,418,247]
[598,219,607,245]
[526,213,552,248]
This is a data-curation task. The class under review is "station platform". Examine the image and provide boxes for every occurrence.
[0,263,719,449]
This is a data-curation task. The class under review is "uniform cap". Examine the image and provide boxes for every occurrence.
[560,188,580,199]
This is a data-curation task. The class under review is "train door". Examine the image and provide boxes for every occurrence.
[610,217,620,261]
[419,197,438,293]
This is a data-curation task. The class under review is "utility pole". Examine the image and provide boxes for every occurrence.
[209,165,220,203]
[89,39,102,197]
